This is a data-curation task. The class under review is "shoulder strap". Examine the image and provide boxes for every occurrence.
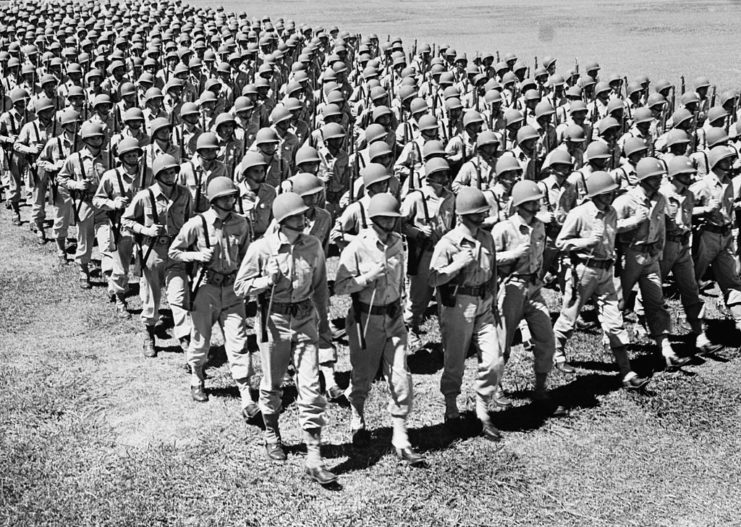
[199,213,210,249]
[147,188,159,224]
[115,167,126,196]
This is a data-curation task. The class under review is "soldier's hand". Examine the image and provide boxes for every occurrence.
[194,247,214,263]
[513,241,531,259]
[143,224,165,237]
[77,179,91,191]
[113,196,129,210]
[364,262,386,282]
[634,208,649,224]
[266,258,282,285]
[417,224,433,239]
[542,211,555,224]
[708,197,722,211]
[453,248,476,268]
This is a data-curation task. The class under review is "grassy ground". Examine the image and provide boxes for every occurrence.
[2,202,741,527]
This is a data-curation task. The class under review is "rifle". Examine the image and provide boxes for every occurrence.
[350,251,366,349]
[710,85,717,107]
[185,214,210,311]
[534,56,538,70]
[496,50,500,63]
[680,76,686,95]
[406,190,431,276]
[690,110,699,154]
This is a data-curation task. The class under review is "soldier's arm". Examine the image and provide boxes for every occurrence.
[400,194,424,239]
[57,156,82,190]
[168,217,203,263]
[428,238,462,287]
[311,244,331,338]
[452,162,472,194]
[614,198,640,232]
[121,192,148,233]
[92,173,116,211]
[493,223,521,264]
[13,124,33,154]
[334,240,368,295]
[233,242,271,298]
[555,209,589,251]
[37,138,57,171]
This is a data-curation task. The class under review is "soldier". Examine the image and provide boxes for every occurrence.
[234,192,337,487]
[552,171,650,386]
[690,146,741,332]
[428,187,509,439]
[401,158,456,350]
[57,122,109,289]
[452,131,500,193]
[445,109,482,175]
[0,88,30,225]
[235,151,276,240]
[493,181,566,416]
[178,132,227,214]
[121,154,193,357]
[15,96,57,242]
[93,138,143,317]
[37,108,81,265]
[251,127,290,188]
[613,157,689,369]
[169,177,258,418]
[334,192,424,464]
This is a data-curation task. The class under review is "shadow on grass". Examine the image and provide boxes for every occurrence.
[408,344,444,375]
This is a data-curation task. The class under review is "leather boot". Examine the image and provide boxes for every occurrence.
[142,325,157,357]
[114,294,130,318]
[304,428,337,486]
[78,264,91,289]
[263,414,286,461]
[55,238,67,266]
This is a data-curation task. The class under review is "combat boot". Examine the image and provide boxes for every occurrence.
[304,429,337,486]
[143,325,157,358]
[35,222,46,244]
[114,293,130,318]
[263,414,286,461]
[78,264,91,289]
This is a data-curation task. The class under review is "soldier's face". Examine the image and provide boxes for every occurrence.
[298,161,319,175]
[199,148,217,162]
[121,151,140,166]
[259,143,278,156]
[246,166,266,182]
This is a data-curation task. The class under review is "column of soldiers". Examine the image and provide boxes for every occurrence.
[2,0,741,487]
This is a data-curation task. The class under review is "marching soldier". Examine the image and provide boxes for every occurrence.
[429,187,508,440]
[334,192,424,464]
[552,171,650,387]
[169,177,258,418]
[234,192,337,487]
[121,154,193,357]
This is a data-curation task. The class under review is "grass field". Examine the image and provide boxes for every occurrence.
[2,200,741,526]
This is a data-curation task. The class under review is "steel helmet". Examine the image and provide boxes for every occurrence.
[398,85,416,102]
[476,131,500,148]
[372,105,392,122]
[207,176,239,202]
[120,82,136,97]
[92,93,112,107]
[667,156,697,178]
[666,129,691,147]
[369,141,393,160]
[34,96,55,114]
[456,187,490,215]
[322,122,345,140]
[418,114,439,132]
[255,127,280,145]
[511,180,543,208]
[425,158,450,178]
[444,97,463,111]
[671,108,693,128]
[80,122,105,139]
[179,102,200,118]
[708,145,736,170]
[273,192,309,222]
[632,107,653,125]
[594,81,611,96]
[290,172,324,196]
[9,88,29,103]
[364,123,387,144]
[149,117,172,137]
[423,140,446,159]
[694,76,711,90]
[321,103,342,119]
[504,109,524,126]
[534,100,555,118]
[462,110,484,128]
[238,151,269,177]
[585,141,610,160]
[196,132,220,151]
[623,137,648,158]
[496,155,523,176]
[585,171,618,198]
[361,163,391,187]
[484,89,503,105]
[517,125,539,144]
[214,112,236,129]
[293,146,320,166]
[60,108,81,126]
[284,97,303,113]
[152,154,180,178]
[544,149,573,169]
[598,117,621,136]
[270,105,292,124]
[199,90,218,104]
[123,107,145,122]
[368,192,401,218]
[410,97,428,115]
[646,93,666,110]
[636,157,666,181]
[706,106,729,125]
[564,124,587,142]
[569,100,588,115]
[233,96,254,113]
[706,127,729,149]
[117,137,142,157]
